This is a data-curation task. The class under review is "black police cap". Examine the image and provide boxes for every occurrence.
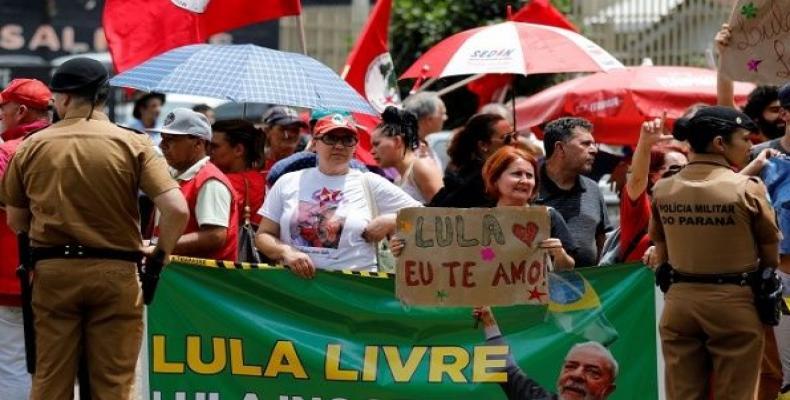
[49,57,109,93]
[674,105,758,142]
[691,106,758,132]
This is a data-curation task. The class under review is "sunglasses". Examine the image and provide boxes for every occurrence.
[493,132,518,145]
[315,134,358,147]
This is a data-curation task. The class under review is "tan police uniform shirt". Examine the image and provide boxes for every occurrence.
[649,154,779,274]
[0,106,178,251]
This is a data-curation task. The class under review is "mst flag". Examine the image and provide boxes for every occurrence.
[341,0,400,113]
[104,0,302,72]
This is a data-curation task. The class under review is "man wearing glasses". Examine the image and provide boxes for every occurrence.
[536,117,612,268]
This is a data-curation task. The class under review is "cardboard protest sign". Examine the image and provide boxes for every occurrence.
[395,207,550,307]
[720,0,790,84]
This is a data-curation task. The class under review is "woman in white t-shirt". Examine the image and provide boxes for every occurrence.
[371,106,443,204]
[255,113,422,277]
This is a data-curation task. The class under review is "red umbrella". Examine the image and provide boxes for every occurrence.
[515,66,756,146]
[400,21,622,79]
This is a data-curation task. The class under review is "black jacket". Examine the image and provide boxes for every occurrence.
[428,162,493,208]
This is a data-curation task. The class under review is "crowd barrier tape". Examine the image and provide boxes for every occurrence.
[168,255,394,278]
[145,258,659,400]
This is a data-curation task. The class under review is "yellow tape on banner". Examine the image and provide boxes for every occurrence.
[168,256,393,279]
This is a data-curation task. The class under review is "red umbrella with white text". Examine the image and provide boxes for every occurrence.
[400,21,623,79]
[514,66,756,146]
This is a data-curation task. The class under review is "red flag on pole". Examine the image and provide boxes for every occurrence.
[511,0,578,32]
[340,0,399,165]
[468,0,578,107]
[341,0,399,113]
[104,0,302,73]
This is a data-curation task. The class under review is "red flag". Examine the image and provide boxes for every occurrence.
[468,0,578,107]
[104,0,302,72]
[341,0,399,114]
[511,0,578,32]
[467,74,512,107]
[341,0,399,165]
[353,113,380,165]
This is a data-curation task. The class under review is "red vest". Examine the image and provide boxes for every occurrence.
[0,209,20,306]
[0,120,50,306]
[226,170,266,226]
[175,161,240,261]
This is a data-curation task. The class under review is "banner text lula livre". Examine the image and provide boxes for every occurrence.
[147,262,657,400]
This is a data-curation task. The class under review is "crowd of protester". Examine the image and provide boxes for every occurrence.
[0,24,789,400]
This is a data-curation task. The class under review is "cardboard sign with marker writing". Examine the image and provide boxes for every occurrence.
[395,207,550,307]
[720,0,790,84]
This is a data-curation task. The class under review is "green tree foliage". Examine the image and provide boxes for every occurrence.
[391,0,573,128]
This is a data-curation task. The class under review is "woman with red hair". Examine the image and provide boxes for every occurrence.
[482,146,577,269]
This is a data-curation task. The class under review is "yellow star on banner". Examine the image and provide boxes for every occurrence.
[398,220,413,233]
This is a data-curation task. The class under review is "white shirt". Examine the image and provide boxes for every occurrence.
[397,161,428,204]
[172,156,231,228]
[259,168,421,271]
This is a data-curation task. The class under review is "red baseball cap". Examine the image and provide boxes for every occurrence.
[313,113,359,136]
[0,79,52,110]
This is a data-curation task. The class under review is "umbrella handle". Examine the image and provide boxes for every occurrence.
[511,75,517,132]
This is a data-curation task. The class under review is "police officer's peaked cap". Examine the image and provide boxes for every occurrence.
[691,106,758,132]
[49,57,109,93]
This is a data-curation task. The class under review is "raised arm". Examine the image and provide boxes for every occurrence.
[474,307,555,400]
[625,116,673,201]
[715,23,737,109]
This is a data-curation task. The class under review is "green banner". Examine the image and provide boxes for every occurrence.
[148,261,657,400]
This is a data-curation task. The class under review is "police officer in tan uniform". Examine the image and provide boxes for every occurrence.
[0,58,189,399]
[649,106,780,400]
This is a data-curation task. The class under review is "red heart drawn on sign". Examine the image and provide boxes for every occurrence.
[512,222,539,247]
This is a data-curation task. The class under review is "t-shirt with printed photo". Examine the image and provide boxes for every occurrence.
[260,168,422,271]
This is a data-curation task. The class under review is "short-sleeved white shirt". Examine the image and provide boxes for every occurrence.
[154,157,231,229]
[174,157,231,228]
[259,168,421,271]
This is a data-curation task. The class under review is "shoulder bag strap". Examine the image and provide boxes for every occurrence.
[622,225,649,262]
[242,176,252,226]
[360,173,382,267]
[361,172,379,218]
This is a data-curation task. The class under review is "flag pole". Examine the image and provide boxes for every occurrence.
[296,14,308,55]
[436,74,486,96]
